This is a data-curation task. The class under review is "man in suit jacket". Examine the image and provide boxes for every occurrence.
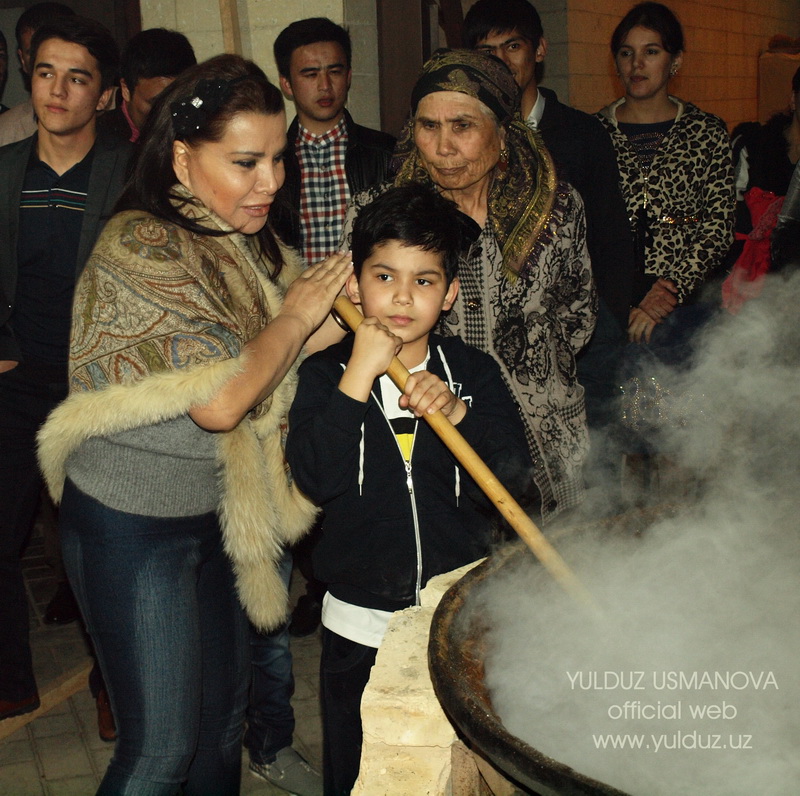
[0,15,131,723]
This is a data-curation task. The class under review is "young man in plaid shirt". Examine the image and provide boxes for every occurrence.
[271,17,395,266]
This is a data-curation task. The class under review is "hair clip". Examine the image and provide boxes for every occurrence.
[170,75,249,137]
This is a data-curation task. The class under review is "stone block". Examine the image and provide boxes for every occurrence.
[353,745,453,796]
[361,607,457,748]
[420,560,481,609]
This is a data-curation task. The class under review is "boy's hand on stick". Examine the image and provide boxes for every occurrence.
[400,372,466,425]
[338,317,403,402]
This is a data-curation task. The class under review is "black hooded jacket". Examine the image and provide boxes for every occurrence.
[286,333,532,612]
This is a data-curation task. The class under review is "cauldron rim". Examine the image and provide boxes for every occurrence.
[428,540,631,796]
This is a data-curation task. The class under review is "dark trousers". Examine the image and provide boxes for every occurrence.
[0,367,66,700]
[320,627,377,796]
[60,479,250,795]
[245,549,295,764]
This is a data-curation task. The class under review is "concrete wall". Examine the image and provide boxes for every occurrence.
[140,0,383,131]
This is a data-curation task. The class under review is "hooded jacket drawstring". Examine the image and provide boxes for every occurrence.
[437,345,461,506]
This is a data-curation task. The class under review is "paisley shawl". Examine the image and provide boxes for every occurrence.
[38,193,317,630]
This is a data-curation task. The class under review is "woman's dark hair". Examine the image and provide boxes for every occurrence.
[116,54,287,277]
[611,2,684,56]
[792,65,800,96]
[351,184,464,284]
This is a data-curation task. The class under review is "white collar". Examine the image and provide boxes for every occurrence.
[525,89,546,129]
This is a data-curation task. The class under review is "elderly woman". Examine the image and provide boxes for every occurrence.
[37,55,350,794]
[344,49,596,520]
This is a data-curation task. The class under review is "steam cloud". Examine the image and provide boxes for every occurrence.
[478,271,800,795]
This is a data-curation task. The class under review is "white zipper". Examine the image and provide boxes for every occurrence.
[404,437,424,606]
[372,389,423,606]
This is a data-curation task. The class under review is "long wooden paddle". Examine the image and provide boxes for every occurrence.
[332,296,597,611]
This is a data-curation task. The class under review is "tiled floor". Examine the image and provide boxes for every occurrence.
[0,523,323,796]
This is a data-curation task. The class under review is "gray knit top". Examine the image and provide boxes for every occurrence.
[65,414,220,517]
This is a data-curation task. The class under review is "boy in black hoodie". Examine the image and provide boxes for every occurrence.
[286,184,530,795]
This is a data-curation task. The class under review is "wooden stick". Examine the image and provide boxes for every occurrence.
[332,296,597,611]
[218,0,243,55]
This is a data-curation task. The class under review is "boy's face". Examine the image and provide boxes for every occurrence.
[279,41,351,135]
[346,240,459,361]
[121,74,174,131]
[31,37,112,138]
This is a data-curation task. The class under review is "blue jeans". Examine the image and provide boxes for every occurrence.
[60,479,249,796]
[244,549,295,764]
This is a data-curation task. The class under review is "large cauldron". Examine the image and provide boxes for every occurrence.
[428,539,630,796]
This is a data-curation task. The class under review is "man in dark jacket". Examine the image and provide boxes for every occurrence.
[0,16,131,725]
[271,17,396,264]
[464,0,635,504]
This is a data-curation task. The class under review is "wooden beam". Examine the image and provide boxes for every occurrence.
[0,661,92,741]
[218,0,243,55]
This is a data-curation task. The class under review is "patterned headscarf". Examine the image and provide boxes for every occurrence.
[393,48,556,276]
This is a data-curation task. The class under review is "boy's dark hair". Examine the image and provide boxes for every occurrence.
[15,2,74,49]
[273,17,351,79]
[351,184,463,284]
[120,28,196,91]
[31,16,120,91]
[611,2,684,56]
[116,54,287,278]
[463,0,543,50]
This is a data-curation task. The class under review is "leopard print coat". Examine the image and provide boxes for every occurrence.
[596,96,735,303]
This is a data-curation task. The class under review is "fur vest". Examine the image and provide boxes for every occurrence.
[37,201,317,631]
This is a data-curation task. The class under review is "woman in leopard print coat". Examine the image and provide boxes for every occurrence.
[596,2,734,346]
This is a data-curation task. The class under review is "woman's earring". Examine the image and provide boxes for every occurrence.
[498,148,509,172]
[670,63,679,77]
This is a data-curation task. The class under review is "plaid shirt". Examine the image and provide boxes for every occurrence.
[296,117,350,267]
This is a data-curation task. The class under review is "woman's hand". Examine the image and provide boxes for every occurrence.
[0,360,19,374]
[189,253,353,432]
[400,371,467,425]
[629,278,678,343]
[280,251,354,336]
[627,307,659,344]
[637,278,678,323]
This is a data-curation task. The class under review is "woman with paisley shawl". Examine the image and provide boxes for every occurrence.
[36,55,351,794]
[343,49,596,521]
